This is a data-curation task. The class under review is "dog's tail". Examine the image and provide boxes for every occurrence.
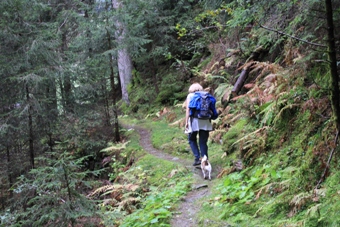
[202,155,208,162]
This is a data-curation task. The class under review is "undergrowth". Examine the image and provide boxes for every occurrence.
[115,89,339,226]
[98,117,193,227]
[120,171,192,227]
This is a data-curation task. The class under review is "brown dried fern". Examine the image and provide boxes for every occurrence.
[87,185,117,198]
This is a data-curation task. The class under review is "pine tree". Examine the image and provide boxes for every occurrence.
[10,152,102,227]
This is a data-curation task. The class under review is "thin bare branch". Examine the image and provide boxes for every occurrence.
[260,24,327,48]
[315,130,339,189]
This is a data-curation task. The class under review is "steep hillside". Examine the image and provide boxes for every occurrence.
[125,1,340,226]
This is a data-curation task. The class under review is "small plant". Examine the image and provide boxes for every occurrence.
[120,172,191,227]
[222,118,248,154]
[8,152,102,227]
[100,141,131,181]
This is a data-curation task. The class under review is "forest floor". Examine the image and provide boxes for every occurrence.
[133,125,228,227]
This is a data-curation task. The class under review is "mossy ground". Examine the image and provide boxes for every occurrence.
[118,94,340,226]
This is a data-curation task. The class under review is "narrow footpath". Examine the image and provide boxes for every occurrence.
[131,125,227,227]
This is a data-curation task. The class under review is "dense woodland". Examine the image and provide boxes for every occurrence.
[1,0,340,226]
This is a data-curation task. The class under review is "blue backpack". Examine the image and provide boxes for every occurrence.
[188,91,218,120]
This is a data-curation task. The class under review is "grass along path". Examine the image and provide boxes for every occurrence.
[129,124,228,227]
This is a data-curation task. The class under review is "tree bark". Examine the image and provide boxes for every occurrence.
[325,0,340,130]
[110,74,120,142]
[62,164,75,227]
[60,0,74,113]
[106,26,120,142]
[61,31,74,113]
[112,0,132,105]
[6,146,13,198]
[231,67,250,97]
[26,85,34,169]
[231,47,263,96]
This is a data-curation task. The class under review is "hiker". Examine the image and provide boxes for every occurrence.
[185,83,217,166]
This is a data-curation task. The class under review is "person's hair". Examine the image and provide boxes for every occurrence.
[188,83,203,93]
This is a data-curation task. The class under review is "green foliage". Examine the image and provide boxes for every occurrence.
[120,172,191,227]
[148,121,190,157]
[100,141,131,181]
[317,171,340,226]
[175,23,188,38]
[97,127,192,227]
[1,0,339,226]
[56,111,112,164]
[202,164,283,224]
[222,118,248,154]
[8,152,102,227]
[153,69,188,106]
[127,85,156,115]
[255,101,276,126]
[155,86,182,105]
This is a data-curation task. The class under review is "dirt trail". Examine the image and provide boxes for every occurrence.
[130,125,226,227]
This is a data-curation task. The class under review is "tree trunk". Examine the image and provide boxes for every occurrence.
[117,49,132,105]
[103,84,111,127]
[325,0,340,130]
[106,27,120,142]
[61,31,74,113]
[60,0,74,113]
[6,146,13,198]
[231,67,251,97]
[152,61,159,94]
[26,85,34,169]
[231,47,263,96]
[62,164,75,227]
[112,0,132,105]
[110,72,120,142]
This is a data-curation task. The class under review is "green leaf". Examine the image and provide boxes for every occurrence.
[150,217,159,224]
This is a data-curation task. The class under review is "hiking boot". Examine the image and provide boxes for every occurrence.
[193,160,201,166]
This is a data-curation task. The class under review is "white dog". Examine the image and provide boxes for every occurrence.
[201,155,212,180]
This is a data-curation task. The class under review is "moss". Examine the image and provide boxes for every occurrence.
[222,118,248,154]
[136,154,187,186]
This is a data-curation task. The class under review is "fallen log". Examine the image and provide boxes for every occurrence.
[230,46,264,96]
[231,66,251,97]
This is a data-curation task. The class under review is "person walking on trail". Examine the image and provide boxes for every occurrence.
[185,83,217,166]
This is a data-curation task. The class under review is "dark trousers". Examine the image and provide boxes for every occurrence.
[188,130,209,161]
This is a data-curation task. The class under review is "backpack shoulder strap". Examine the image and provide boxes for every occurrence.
[188,92,201,109]
[208,94,218,120]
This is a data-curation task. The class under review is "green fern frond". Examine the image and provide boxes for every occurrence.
[306,204,321,217]
[229,113,248,124]
[144,113,159,119]
[214,83,233,101]
[231,127,268,147]
[289,192,311,207]
[118,197,141,208]
[100,141,130,154]
[210,75,229,81]
[258,101,275,126]
[273,104,300,125]
[88,183,139,198]
[209,61,220,72]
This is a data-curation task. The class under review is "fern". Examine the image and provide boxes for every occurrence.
[273,103,300,125]
[10,152,100,226]
[231,126,268,147]
[100,141,130,154]
[214,83,233,101]
[257,101,276,126]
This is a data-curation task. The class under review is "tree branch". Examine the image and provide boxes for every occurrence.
[315,130,339,189]
[260,24,327,48]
